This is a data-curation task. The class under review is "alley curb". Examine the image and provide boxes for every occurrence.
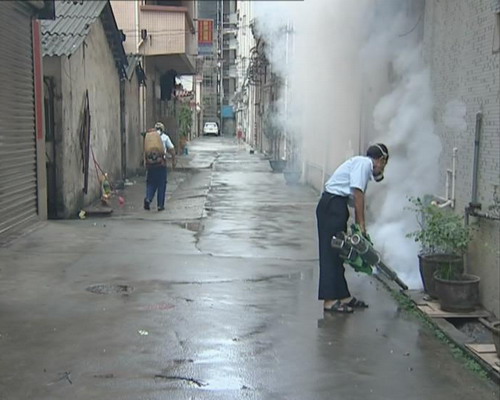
[376,276,500,384]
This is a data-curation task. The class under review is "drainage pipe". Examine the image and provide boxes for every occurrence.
[469,211,500,221]
[434,147,457,208]
[451,147,457,206]
[465,112,500,222]
[471,112,482,207]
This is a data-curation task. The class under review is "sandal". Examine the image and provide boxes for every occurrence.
[324,300,354,314]
[346,297,369,308]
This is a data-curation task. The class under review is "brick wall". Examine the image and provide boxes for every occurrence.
[423,0,500,316]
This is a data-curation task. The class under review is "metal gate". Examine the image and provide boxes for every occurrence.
[0,2,38,243]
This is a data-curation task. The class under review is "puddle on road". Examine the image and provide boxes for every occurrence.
[93,373,115,379]
[86,284,134,295]
[154,374,207,387]
[173,221,202,232]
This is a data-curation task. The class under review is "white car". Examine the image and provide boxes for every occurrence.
[203,122,219,136]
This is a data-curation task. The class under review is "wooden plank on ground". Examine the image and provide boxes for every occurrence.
[465,344,500,373]
[417,301,490,318]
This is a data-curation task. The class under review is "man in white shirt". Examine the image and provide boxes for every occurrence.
[317,143,388,313]
[143,122,176,211]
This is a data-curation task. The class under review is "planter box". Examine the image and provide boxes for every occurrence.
[434,273,480,312]
[283,170,301,185]
[269,160,287,172]
[486,321,500,358]
[418,254,463,299]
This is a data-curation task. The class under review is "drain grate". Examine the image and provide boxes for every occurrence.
[86,284,133,295]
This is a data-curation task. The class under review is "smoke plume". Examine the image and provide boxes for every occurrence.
[254,1,443,288]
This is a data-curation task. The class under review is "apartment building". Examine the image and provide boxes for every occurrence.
[197,0,219,128]
[221,0,238,136]
[234,1,255,143]
[111,0,197,139]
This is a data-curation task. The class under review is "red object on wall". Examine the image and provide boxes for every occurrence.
[32,19,44,141]
[198,19,214,44]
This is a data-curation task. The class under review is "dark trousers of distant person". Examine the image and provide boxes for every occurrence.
[146,166,167,209]
[316,192,350,300]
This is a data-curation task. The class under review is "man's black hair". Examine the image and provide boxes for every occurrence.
[366,143,389,160]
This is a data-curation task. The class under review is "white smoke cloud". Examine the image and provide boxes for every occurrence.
[360,11,443,289]
[443,99,468,132]
[368,56,442,289]
[253,1,443,289]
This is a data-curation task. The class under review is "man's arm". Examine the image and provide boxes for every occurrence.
[353,188,366,233]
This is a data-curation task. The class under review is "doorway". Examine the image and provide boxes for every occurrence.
[44,77,58,219]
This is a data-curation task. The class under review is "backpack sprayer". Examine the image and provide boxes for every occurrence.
[331,225,409,291]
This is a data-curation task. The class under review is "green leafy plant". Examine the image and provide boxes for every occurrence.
[178,105,192,138]
[263,105,283,160]
[406,196,474,279]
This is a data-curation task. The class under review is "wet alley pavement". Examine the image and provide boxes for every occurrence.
[0,137,498,400]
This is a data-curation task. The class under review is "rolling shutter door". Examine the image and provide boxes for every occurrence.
[0,2,38,243]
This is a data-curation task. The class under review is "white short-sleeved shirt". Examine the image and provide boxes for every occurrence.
[160,132,174,151]
[324,156,373,197]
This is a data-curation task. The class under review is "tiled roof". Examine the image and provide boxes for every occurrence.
[41,1,108,56]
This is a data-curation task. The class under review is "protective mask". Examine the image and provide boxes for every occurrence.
[373,172,384,182]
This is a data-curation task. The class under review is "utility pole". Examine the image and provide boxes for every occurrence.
[218,0,224,134]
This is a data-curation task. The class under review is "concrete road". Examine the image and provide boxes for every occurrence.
[0,137,498,400]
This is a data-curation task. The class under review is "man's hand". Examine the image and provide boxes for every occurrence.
[362,230,373,245]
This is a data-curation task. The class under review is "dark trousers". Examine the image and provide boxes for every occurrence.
[316,192,350,300]
[146,166,167,208]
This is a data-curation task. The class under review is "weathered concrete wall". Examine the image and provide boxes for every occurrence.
[124,73,142,176]
[57,20,122,218]
[423,0,500,316]
[42,56,64,216]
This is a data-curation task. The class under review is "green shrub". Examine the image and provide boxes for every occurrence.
[406,197,475,279]
[407,197,473,255]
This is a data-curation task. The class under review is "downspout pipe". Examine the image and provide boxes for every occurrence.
[465,112,482,223]
[464,112,500,222]
[470,112,482,208]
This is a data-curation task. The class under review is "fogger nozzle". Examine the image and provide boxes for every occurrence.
[331,231,409,291]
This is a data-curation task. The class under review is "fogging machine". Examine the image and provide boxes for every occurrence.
[331,228,409,291]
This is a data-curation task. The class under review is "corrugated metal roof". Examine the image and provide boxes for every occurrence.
[41,0,107,56]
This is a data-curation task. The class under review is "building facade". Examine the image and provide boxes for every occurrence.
[221,0,237,136]
[197,0,219,128]
[234,0,255,143]
[42,1,129,218]
[111,0,197,145]
[422,0,500,315]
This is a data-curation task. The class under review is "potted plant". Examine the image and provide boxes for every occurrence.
[283,131,301,185]
[263,105,287,172]
[407,197,479,311]
[178,105,192,155]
